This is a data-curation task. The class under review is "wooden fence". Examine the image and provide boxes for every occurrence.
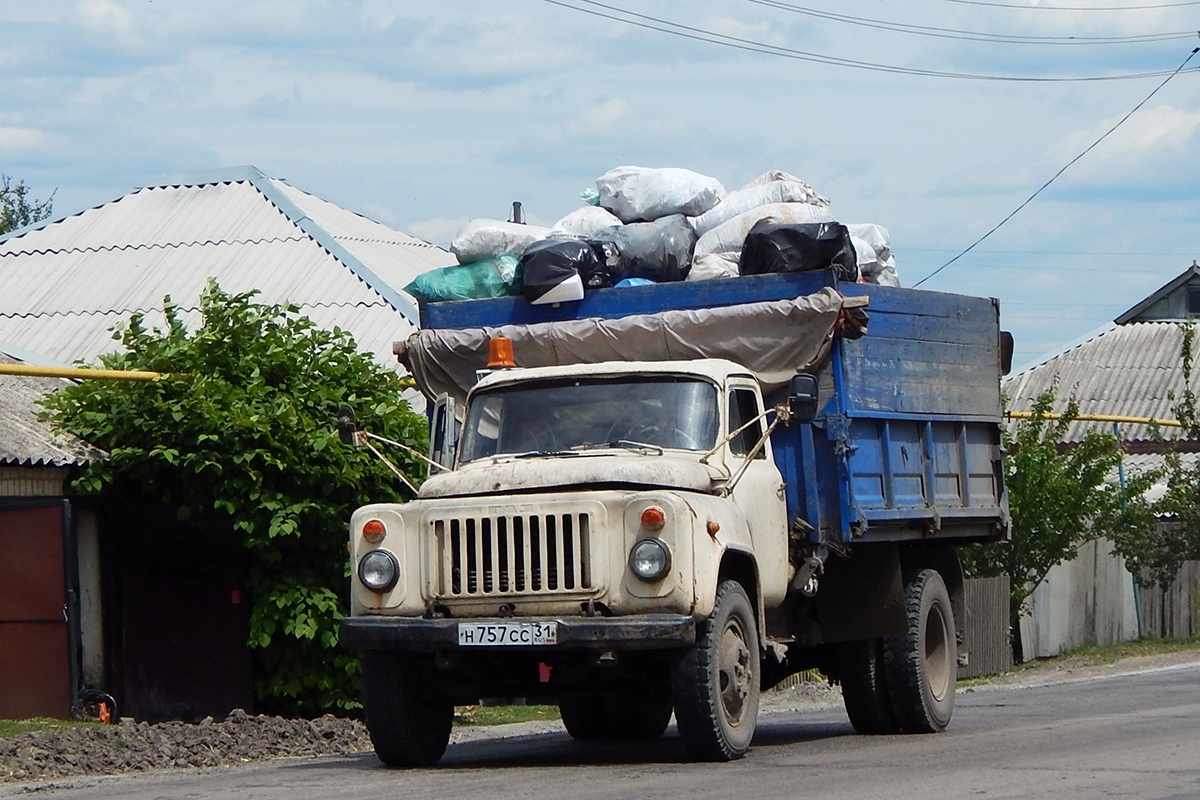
[1139,559,1200,639]
[959,575,1012,679]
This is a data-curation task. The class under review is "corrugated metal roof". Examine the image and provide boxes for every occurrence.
[0,353,106,467]
[0,166,455,370]
[1004,320,1198,444]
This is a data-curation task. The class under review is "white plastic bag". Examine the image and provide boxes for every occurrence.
[596,166,725,223]
[551,206,623,238]
[689,172,830,236]
[686,252,740,282]
[847,223,900,286]
[694,202,835,260]
[450,219,552,264]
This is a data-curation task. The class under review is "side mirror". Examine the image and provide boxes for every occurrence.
[999,331,1014,376]
[337,404,359,446]
[787,374,819,424]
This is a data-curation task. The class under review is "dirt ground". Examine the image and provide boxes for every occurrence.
[4,648,1199,785]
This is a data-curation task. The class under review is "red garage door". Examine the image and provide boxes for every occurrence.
[0,504,71,719]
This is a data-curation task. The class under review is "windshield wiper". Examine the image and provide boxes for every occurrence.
[510,449,583,459]
[566,440,665,455]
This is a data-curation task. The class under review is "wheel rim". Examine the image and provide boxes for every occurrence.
[717,613,753,727]
[924,602,951,702]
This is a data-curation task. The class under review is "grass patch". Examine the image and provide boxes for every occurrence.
[1014,635,1200,672]
[0,718,96,739]
[454,703,560,727]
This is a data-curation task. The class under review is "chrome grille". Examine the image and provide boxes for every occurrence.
[432,511,594,597]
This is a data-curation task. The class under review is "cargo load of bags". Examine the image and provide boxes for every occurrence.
[405,165,901,304]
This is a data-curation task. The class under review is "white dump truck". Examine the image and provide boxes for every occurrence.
[338,270,1009,766]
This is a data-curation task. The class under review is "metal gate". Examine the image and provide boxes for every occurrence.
[0,501,75,719]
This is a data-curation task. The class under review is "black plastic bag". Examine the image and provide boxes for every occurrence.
[520,238,610,303]
[738,220,859,282]
[590,214,696,284]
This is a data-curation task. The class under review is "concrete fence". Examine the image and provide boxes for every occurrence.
[1019,537,1200,659]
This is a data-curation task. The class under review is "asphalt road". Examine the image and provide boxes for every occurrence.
[7,659,1200,800]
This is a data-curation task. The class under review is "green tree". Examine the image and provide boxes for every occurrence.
[960,389,1156,660]
[1109,322,1200,592]
[42,281,426,715]
[0,174,55,234]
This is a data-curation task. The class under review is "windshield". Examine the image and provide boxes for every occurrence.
[459,375,719,463]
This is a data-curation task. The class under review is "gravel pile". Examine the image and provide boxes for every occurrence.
[0,710,372,783]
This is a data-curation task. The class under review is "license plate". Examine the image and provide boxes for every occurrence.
[457,621,558,647]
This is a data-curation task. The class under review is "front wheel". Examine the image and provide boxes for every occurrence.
[883,568,957,733]
[671,580,761,761]
[361,650,454,767]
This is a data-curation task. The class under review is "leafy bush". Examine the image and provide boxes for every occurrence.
[960,389,1156,659]
[43,281,425,714]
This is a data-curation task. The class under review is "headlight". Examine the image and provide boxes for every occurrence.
[358,550,400,593]
[629,538,671,582]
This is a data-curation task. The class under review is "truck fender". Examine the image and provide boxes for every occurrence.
[717,547,765,650]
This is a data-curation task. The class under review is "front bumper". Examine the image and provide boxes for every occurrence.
[339,614,696,652]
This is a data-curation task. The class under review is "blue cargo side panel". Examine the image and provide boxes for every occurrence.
[838,285,1002,419]
[421,271,831,330]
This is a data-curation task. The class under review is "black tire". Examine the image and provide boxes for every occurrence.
[883,568,957,733]
[671,580,761,761]
[559,694,614,740]
[605,684,674,740]
[560,685,674,741]
[838,638,899,735]
[361,650,454,767]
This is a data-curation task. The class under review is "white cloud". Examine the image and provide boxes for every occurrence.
[407,217,468,250]
[0,127,47,152]
[75,0,139,45]
[1054,104,1200,170]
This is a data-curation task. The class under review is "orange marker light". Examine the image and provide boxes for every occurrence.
[641,506,665,531]
[487,337,517,368]
[363,518,387,544]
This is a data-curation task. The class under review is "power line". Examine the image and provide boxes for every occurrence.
[906,248,1198,256]
[912,46,1200,288]
[748,0,1197,44]
[935,0,1200,9]
[541,0,1200,81]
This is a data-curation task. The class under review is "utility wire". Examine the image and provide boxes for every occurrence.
[542,0,1200,81]
[912,47,1200,288]
[748,0,1197,44]
[935,0,1200,10]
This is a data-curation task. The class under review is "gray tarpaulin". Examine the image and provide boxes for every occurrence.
[403,286,849,405]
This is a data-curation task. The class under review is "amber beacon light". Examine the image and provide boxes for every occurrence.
[487,336,517,369]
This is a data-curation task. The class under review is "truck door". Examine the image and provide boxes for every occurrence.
[727,382,789,607]
[428,393,458,473]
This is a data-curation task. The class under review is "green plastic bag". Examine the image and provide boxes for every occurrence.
[404,255,523,302]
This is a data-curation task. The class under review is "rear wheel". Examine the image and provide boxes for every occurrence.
[559,684,674,741]
[362,650,454,767]
[671,580,761,761]
[605,684,674,740]
[883,568,957,733]
[559,694,614,740]
[838,638,899,734]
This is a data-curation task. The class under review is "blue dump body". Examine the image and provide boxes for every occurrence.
[422,270,1008,547]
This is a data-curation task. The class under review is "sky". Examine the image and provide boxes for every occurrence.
[3,0,1199,369]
